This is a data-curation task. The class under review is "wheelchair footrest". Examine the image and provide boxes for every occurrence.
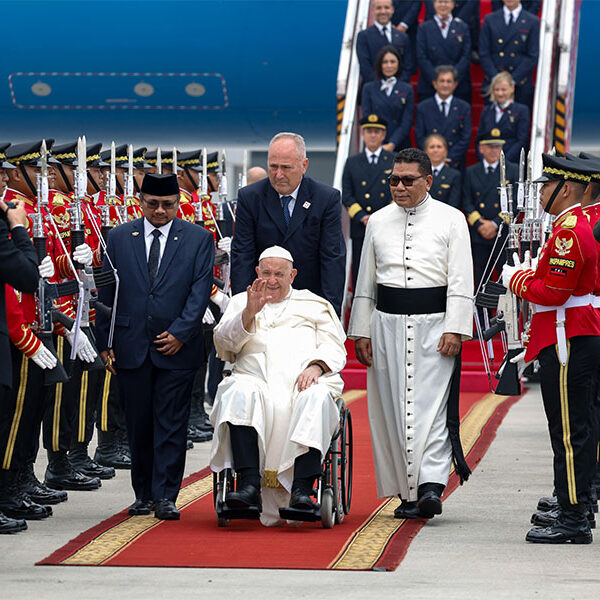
[217,504,262,520]
[278,505,321,522]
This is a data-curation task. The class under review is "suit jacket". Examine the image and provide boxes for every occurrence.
[479,9,540,99]
[415,96,471,170]
[231,176,346,315]
[342,149,394,239]
[356,25,414,83]
[361,79,414,149]
[96,217,214,370]
[0,221,40,388]
[416,18,472,103]
[429,165,462,209]
[476,101,530,162]
[462,160,519,247]
[392,0,421,29]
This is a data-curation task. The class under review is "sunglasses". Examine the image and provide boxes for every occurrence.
[142,198,178,210]
[387,174,426,187]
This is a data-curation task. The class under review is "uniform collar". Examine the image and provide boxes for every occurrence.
[553,204,581,229]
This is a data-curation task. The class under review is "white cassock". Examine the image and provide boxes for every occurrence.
[348,194,473,501]
[210,288,346,526]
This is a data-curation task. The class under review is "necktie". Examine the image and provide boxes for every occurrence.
[281,195,292,226]
[433,168,439,177]
[487,166,495,175]
[148,229,161,283]
[381,26,389,42]
[370,154,377,165]
[440,16,448,30]
[440,101,447,116]
[508,12,514,26]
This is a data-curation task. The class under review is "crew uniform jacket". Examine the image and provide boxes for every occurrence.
[231,176,346,315]
[476,101,530,162]
[361,80,415,150]
[429,165,462,209]
[509,205,600,362]
[96,217,215,370]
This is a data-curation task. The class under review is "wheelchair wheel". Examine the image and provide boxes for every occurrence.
[340,407,353,515]
[213,470,233,527]
[321,488,335,529]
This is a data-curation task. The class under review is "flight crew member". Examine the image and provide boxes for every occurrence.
[231,132,346,316]
[415,65,472,171]
[424,1,480,59]
[504,154,600,544]
[357,0,414,84]
[96,173,214,520]
[476,71,530,162]
[417,0,472,104]
[479,0,540,109]
[491,0,541,14]
[424,134,462,209]
[462,129,518,289]
[342,114,394,288]
[391,0,422,73]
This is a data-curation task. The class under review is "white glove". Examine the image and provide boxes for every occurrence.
[30,344,58,370]
[501,252,523,287]
[211,289,230,312]
[531,248,541,271]
[510,349,531,379]
[73,243,93,266]
[202,307,216,325]
[217,236,232,254]
[65,327,97,363]
[38,256,55,279]
[520,250,531,271]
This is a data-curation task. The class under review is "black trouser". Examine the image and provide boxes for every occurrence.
[117,354,195,502]
[0,345,44,470]
[351,236,364,292]
[96,370,127,434]
[538,336,600,509]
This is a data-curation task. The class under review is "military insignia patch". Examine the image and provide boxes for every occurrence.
[441,183,450,189]
[555,236,573,256]
[562,215,577,228]
[491,128,501,137]
[368,114,378,123]
[521,34,527,42]
[509,116,515,123]
[457,35,463,43]
[132,231,139,236]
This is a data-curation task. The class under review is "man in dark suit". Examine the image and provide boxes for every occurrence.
[392,0,422,73]
[0,148,40,534]
[492,0,540,14]
[479,0,540,108]
[415,65,472,171]
[462,129,518,289]
[357,0,414,83]
[96,173,214,520]
[342,114,394,288]
[231,132,346,315]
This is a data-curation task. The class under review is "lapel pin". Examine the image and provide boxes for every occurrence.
[303,201,311,209]
[132,231,139,236]
[174,236,179,240]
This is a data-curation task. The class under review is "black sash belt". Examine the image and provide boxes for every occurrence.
[376,285,447,315]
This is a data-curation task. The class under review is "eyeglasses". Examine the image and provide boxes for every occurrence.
[387,174,426,187]
[141,198,178,210]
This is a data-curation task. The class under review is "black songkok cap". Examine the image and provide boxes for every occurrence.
[141,173,180,197]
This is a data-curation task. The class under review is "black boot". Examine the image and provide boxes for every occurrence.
[69,443,115,479]
[0,510,27,534]
[18,464,68,505]
[94,430,131,470]
[189,395,213,433]
[417,483,444,518]
[115,429,131,462]
[531,505,596,529]
[537,495,559,512]
[526,506,593,544]
[0,469,52,520]
[45,451,102,491]
[187,424,212,443]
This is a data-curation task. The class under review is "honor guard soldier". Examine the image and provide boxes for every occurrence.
[424,134,462,209]
[342,114,394,288]
[415,65,471,171]
[463,129,518,288]
[479,0,540,109]
[504,154,600,544]
[357,0,414,84]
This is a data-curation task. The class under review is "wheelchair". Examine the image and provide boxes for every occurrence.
[213,397,353,529]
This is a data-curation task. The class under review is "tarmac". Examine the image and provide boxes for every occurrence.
[3,384,600,600]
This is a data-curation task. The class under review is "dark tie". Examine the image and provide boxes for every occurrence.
[487,166,495,175]
[433,168,439,177]
[440,101,446,116]
[370,154,377,165]
[381,26,388,40]
[281,195,292,226]
[508,12,514,26]
[148,229,161,283]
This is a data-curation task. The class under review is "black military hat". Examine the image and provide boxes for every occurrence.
[141,173,179,196]
[0,143,15,169]
[360,114,388,130]
[7,139,59,166]
[132,147,152,169]
[534,153,594,184]
[145,149,182,171]
[51,141,78,165]
[477,128,505,145]
[178,149,203,171]
[100,144,129,167]
[577,152,600,182]
[86,142,109,167]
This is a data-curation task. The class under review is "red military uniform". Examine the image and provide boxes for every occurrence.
[510,205,600,361]
[583,201,600,296]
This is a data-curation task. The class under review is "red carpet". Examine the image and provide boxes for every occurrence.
[38,389,520,571]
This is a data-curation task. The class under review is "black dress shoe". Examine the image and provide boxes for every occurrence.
[531,506,596,529]
[45,451,102,491]
[526,509,593,544]
[19,464,68,505]
[0,511,27,534]
[289,490,317,510]
[537,495,559,512]
[225,483,261,510]
[394,500,420,519]
[128,499,154,516]
[154,499,180,520]
[186,439,194,450]
[417,491,442,518]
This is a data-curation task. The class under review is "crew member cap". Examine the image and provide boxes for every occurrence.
[360,114,388,130]
[477,128,505,145]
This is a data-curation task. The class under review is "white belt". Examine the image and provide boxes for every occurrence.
[532,294,593,366]
[593,295,600,309]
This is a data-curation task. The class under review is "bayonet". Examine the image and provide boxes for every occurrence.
[200,147,208,196]
[516,148,525,212]
[125,144,134,199]
[156,147,162,175]
[172,146,177,174]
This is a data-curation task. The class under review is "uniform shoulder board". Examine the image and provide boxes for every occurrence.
[562,215,577,229]
[454,17,463,23]
[441,183,450,189]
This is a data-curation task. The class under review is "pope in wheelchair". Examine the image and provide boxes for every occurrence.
[209,246,346,526]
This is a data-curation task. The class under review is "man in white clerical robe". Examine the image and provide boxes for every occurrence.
[348,148,473,520]
[210,246,346,526]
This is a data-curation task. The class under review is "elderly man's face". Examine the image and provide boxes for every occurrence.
[255,257,297,303]
[268,138,308,196]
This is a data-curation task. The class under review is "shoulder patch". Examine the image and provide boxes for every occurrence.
[562,215,577,228]
[554,236,574,256]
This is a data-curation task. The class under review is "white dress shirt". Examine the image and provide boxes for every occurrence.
[375,22,392,43]
[365,147,383,164]
[495,100,513,123]
[279,183,301,219]
[483,159,499,173]
[143,217,173,266]
[503,4,522,25]
[434,93,453,116]
[434,14,453,39]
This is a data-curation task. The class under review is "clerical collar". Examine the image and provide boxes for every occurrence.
[278,183,300,201]
[402,193,429,214]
